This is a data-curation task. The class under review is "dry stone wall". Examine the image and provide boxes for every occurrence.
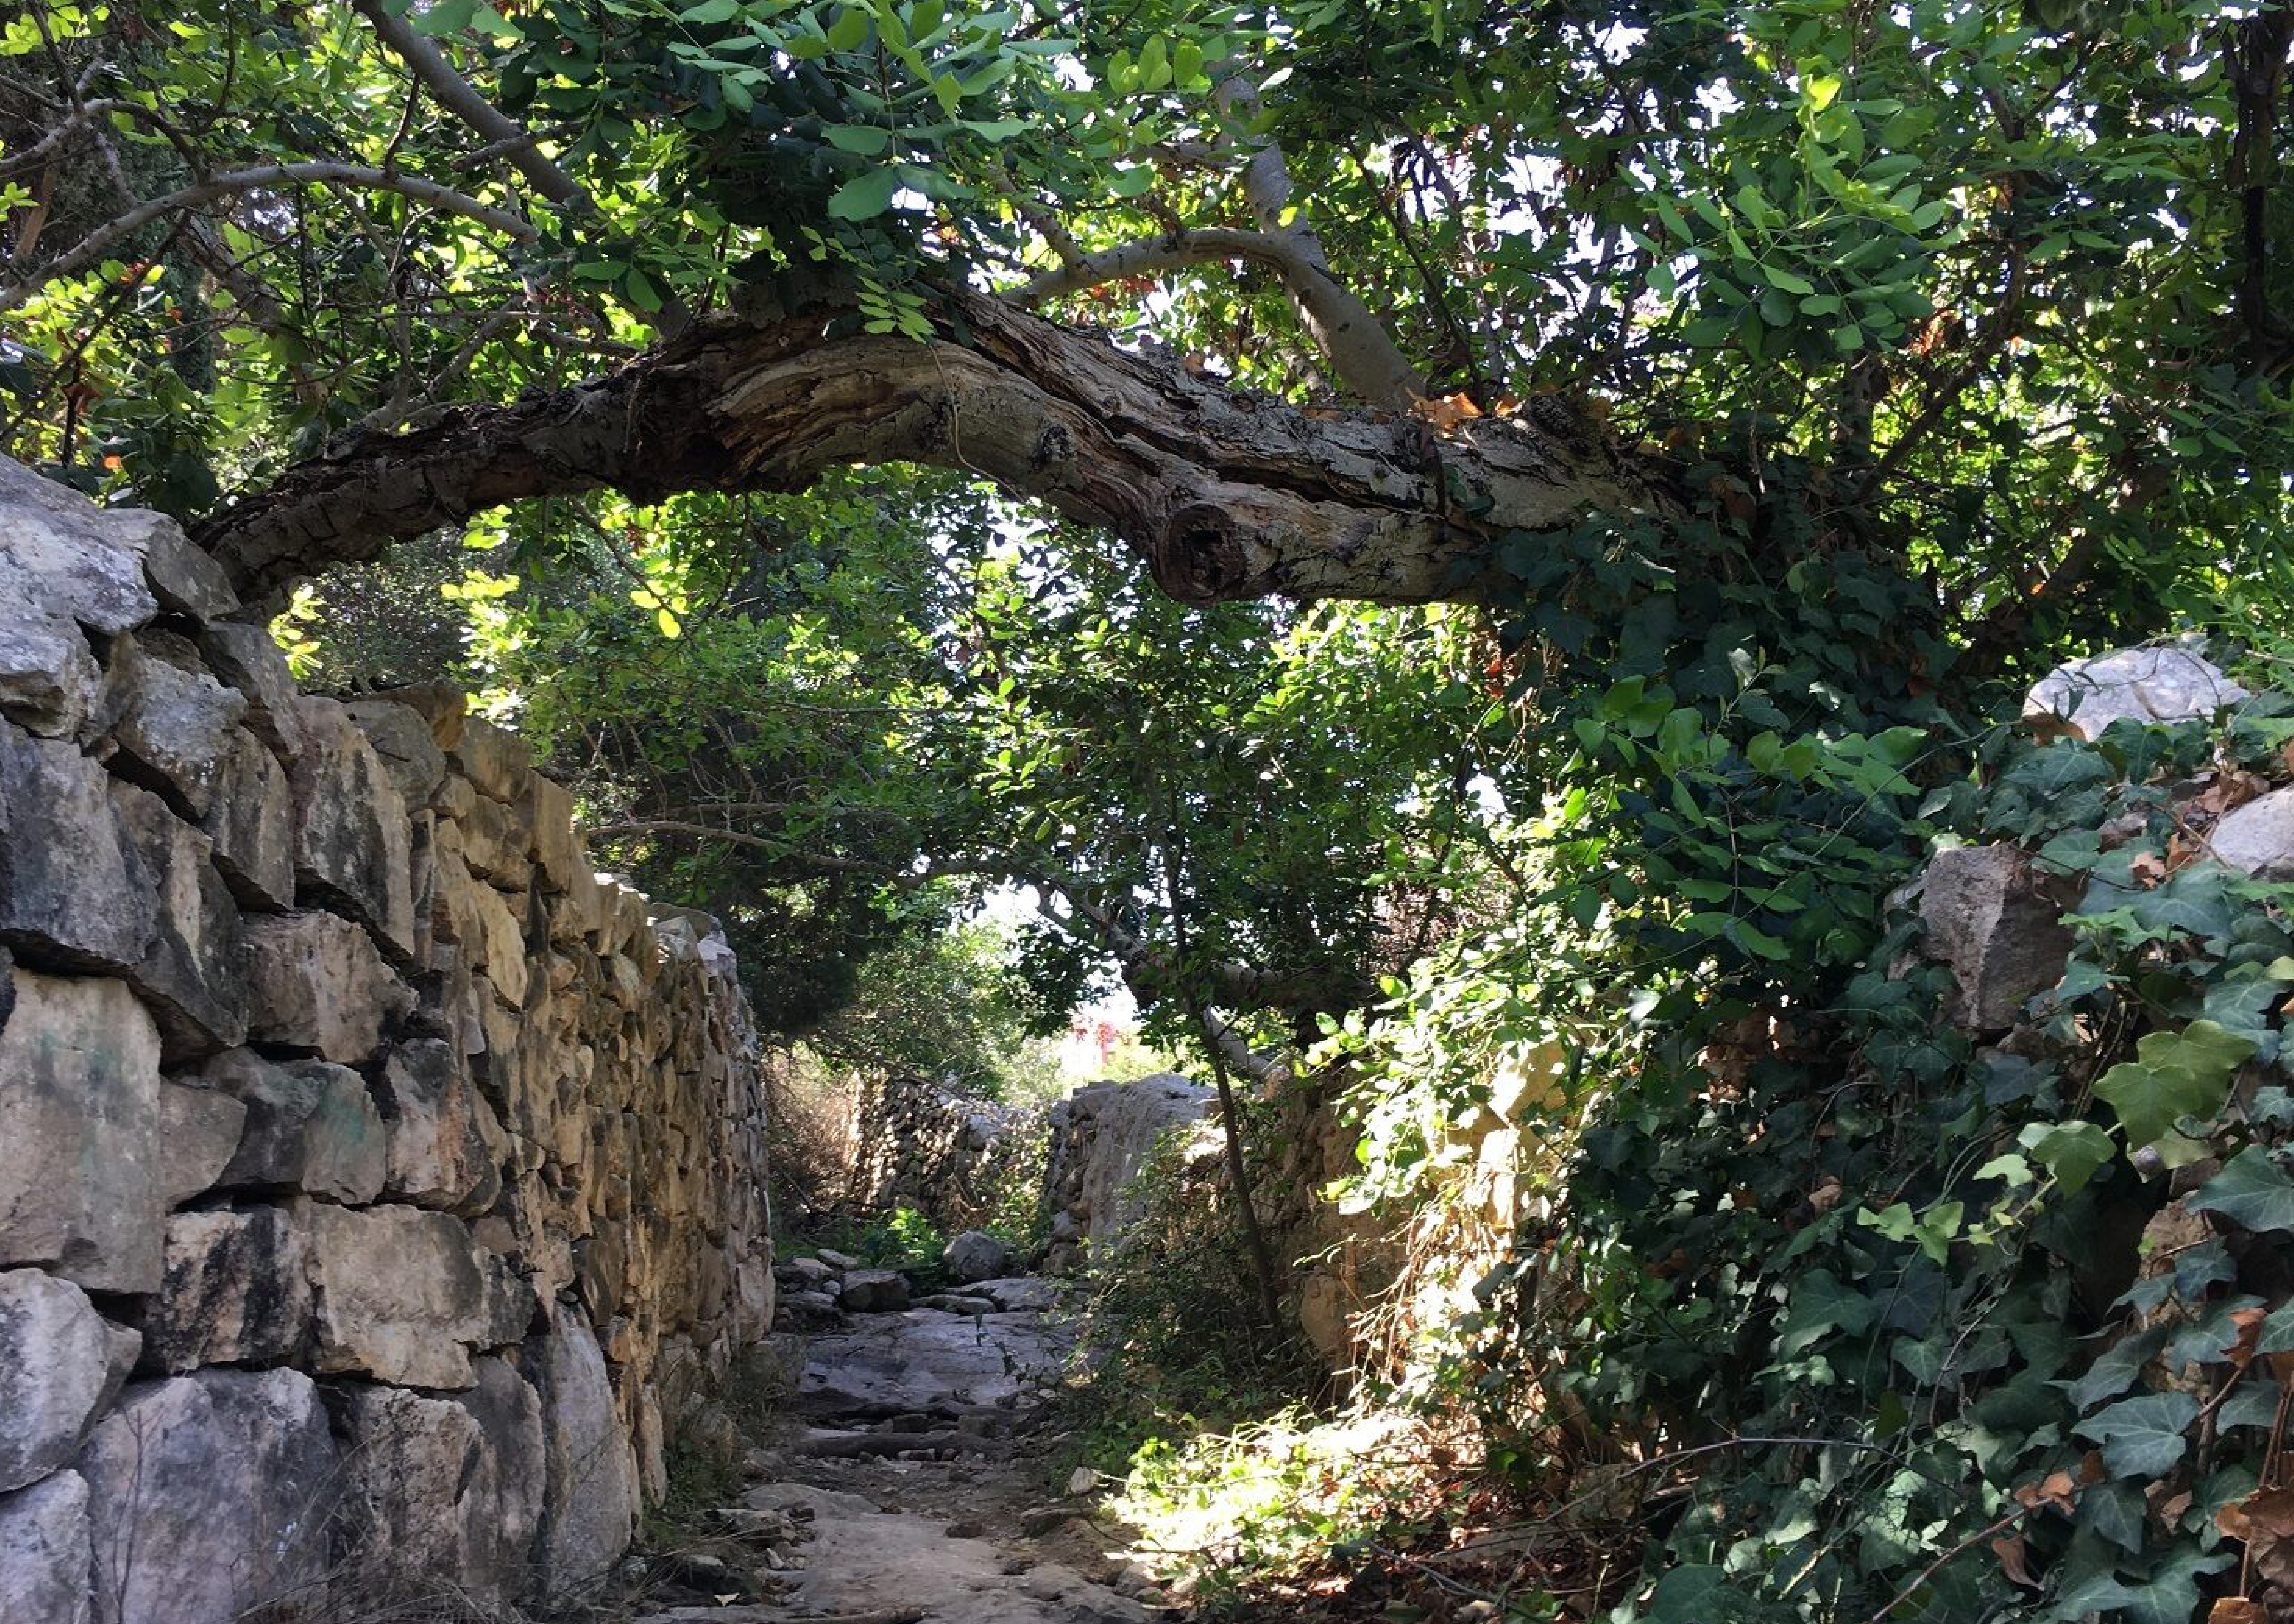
[0,460,774,1624]
[841,1070,1037,1231]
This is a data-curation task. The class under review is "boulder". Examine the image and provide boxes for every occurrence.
[143,1207,311,1372]
[373,1038,504,1214]
[206,1048,387,1204]
[0,724,156,973]
[2024,644,2247,742]
[155,1081,246,1207]
[2208,785,2294,881]
[104,634,247,820]
[200,730,295,910]
[0,459,159,740]
[298,1199,491,1388]
[243,910,413,1063]
[0,968,164,1291]
[536,1303,639,1591]
[1920,844,2074,1032]
[941,1229,1014,1285]
[346,698,450,810]
[0,1470,92,1624]
[194,622,305,764]
[289,697,416,959]
[815,1247,860,1272]
[777,1255,836,1288]
[837,1269,910,1313]
[108,782,248,1060]
[76,1368,341,1624]
[0,1271,139,1492]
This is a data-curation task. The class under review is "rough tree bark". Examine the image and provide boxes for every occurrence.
[193,284,1671,608]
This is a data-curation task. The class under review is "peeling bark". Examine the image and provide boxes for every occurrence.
[195,287,1667,608]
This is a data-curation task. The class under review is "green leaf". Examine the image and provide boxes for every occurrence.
[826,167,902,220]
[681,0,740,21]
[409,0,476,34]
[825,5,870,49]
[2075,1391,2199,1477]
[2186,1146,2294,1232]
[2092,1019,2255,1150]
[2019,1119,2115,1196]
[823,123,893,156]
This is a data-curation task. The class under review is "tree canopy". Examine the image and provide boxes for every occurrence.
[13,0,2294,1618]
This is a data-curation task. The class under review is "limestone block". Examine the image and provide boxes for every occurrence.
[462,1356,546,1588]
[0,968,164,1291]
[105,634,247,819]
[289,696,415,958]
[450,717,534,804]
[0,724,155,973]
[536,1301,638,1591]
[0,1271,139,1492]
[371,681,467,750]
[334,1379,538,1601]
[155,1080,245,1207]
[479,1250,539,1347]
[458,787,532,887]
[526,772,580,892]
[194,622,304,764]
[108,782,248,1060]
[144,1207,311,1373]
[467,876,531,1006]
[0,458,158,739]
[373,1038,503,1214]
[298,1200,491,1388]
[2024,643,2247,742]
[244,910,413,1063]
[77,1368,341,1624]
[206,1048,387,1204]
[200,730,294,910]
[346,697,449,809]
[1920,844,2074,1032]
[140,525,239,622]
[0,1470,92,1624]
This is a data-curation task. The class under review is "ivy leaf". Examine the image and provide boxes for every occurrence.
[2019,1119,2115,1196]
[2186,1146,2294,1232]
[2074,1391,2200,1477]
[1778,1268,1875,1355]
[2258,1300,2294,1355]
[2091,1019,2254,1149]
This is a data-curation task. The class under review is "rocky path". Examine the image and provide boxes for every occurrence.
[630,1273,1167,1624]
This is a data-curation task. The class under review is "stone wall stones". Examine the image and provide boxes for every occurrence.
[0,459,773,1622]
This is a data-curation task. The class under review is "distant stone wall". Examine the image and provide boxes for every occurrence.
[0,460,773,1623]
[841,1071,1036,1232]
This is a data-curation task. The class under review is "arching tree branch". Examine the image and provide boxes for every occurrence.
[195,285,1665,609]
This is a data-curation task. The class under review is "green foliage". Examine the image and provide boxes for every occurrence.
[1351,693,2294,1622]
